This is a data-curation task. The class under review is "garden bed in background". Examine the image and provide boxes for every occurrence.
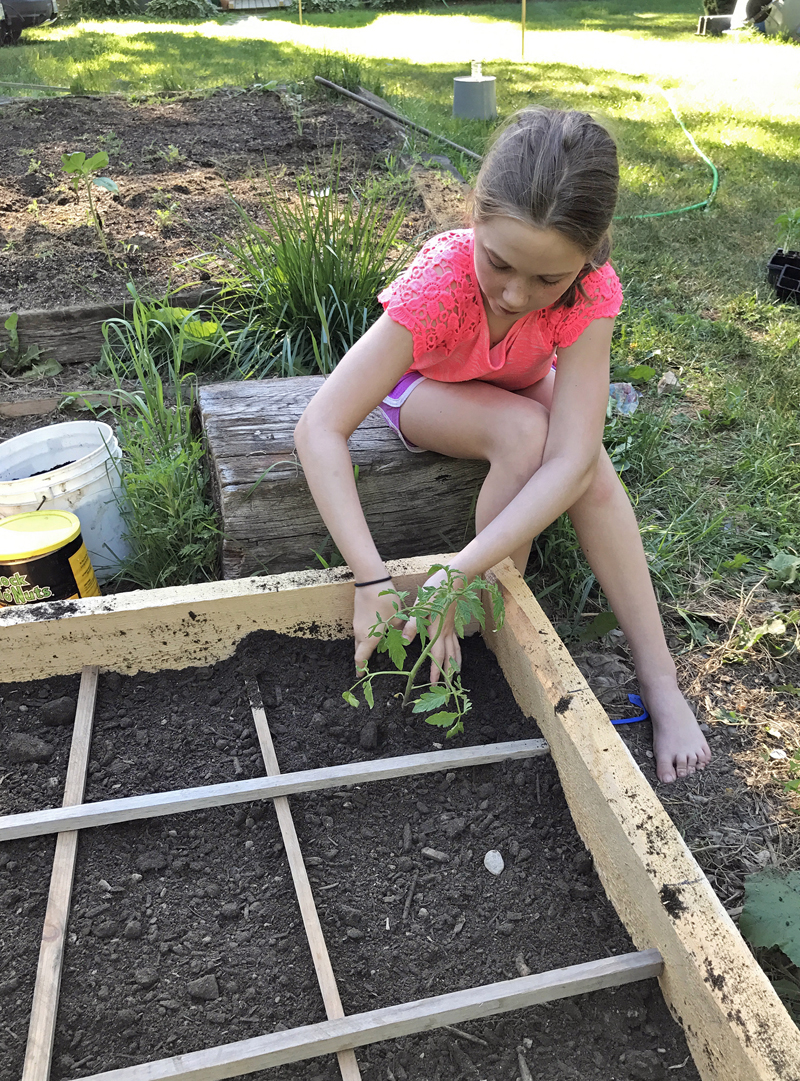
[0,87,433,314]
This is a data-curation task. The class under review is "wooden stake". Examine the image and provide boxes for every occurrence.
[75,949,662,1081]
[247,681,361,1081]
[521,0,526,58]
[21,666,99,1081]
[0,739,549,842]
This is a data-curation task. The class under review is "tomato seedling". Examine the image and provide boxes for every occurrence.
[343,565,505,738]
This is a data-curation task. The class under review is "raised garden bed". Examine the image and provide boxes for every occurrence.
[1,556,798,1081]
[0,88,463,371]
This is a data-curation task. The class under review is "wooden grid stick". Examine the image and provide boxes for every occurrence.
[22,666,99,1081]
[76,948,662,1081]
[0,738,549,842]
[246,680,362,1081]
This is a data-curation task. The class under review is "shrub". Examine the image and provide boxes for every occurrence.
[64,0,139,19]
[146,0,218,18]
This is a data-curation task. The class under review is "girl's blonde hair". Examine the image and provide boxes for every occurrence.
[472,107,619,307]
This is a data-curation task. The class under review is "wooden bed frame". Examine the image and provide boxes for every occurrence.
[2,555,798,1081]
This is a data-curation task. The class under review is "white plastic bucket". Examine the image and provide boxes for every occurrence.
[0,421,129,583]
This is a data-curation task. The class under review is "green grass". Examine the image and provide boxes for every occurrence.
[2,2,800,616]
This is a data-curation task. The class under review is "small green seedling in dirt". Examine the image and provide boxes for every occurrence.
[0,313,61,380]
[343,566,505,739]
[61,151,119,264]
[776,210,800,254]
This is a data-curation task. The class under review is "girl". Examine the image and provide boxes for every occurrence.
[295,106,711,785]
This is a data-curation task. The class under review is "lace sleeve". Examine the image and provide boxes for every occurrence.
[378,231,482,362]
[552,263,623,349]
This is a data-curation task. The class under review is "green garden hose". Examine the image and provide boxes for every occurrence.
[613,87,720,221]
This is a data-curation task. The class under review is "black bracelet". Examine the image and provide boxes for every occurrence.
[353,575,392,588]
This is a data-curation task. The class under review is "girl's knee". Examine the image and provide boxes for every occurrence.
[581,449,622,506]
[489,399,549,476]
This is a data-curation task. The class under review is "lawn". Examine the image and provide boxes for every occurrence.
[2,1,799,616]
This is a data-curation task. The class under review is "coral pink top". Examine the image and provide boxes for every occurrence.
[378,229,623,391]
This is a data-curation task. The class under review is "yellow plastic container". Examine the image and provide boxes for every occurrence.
[0,510,100,607]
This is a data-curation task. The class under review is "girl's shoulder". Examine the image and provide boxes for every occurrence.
[378,230,482,361]
[389,229,475,288]
[545,262,623,349]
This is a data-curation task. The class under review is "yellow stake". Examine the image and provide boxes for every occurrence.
[521,0,526,58]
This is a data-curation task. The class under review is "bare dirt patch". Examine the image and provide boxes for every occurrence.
[0,87,427,313]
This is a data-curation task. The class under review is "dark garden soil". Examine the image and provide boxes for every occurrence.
[0,87,436,314]
[0,631,705,1081]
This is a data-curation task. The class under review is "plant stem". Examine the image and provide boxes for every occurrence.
[86,175,112,265]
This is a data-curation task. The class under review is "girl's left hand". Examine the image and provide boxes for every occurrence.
[402,568,462,685]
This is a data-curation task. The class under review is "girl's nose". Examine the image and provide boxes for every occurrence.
[503,281,528,310]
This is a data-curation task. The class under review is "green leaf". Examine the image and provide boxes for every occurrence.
[92,176,119,194]
[20,357,62,381]
[4,313,18,334]
[363,681,374,709]
[342,690,359,708]
[85,151,110,172]
[578,611,619,643]
[425,711,459,728]
[720,553,750,571]
[384,626,408,670]
[61,151,86,173]
[739,870,800,967]
[611,363,656,382]
[411,688,451,713]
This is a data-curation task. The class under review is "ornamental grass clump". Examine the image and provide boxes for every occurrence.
[343,567,505,739]
[99,296,220,589]
[205,155,413,377]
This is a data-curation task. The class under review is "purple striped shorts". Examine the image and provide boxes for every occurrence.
[377,371,427,452]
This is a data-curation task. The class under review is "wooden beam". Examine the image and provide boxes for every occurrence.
[247,681,361,1081]
[0,739,549,842]
[0,555,442,682]
[484,559,800,1081]
[22,667,99,1081]
[74,949,663,1081]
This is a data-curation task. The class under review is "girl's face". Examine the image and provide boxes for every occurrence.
[473,216,588,320]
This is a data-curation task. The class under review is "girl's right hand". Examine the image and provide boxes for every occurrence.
[353,580,406,673]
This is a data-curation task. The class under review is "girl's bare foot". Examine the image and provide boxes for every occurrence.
[639,676,712,784]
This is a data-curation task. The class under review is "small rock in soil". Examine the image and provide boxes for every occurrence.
[421,847,449,863]
[134,968,159,989]
[359,720,378,750]
[571,850,593,876]
[7,732,54,763]
[483,849,505,875]
[136,851,167,873]
[40,696,77,726]
[94,920,119,940]
[346,928,364,940]
[187,974,219,1001]
[220,902,239,920]
[623,1049,668,1081]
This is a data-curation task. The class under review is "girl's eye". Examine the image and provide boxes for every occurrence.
[487,256,510,271]
[541,277,563,286]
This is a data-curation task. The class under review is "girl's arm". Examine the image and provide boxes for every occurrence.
[294,313,416,668]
